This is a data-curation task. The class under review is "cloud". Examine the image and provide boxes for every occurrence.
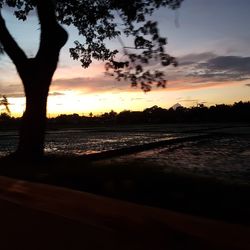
[202,56,250,73]
[0,84,24,98]
[0,86,64,98]
[131,98,144,101]
[177,99,199,103]
[2,52,250,97]
[178,52,217,66]
[192,56,250,82]
[51,76,133,93]
[52,53,250,94]
[176,98,207,106]
[163,54,250,90]
[49,92,65,96]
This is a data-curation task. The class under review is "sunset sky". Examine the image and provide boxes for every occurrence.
[0,0,250,117]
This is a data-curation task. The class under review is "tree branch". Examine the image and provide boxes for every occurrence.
[0,11,27,67]
[37,0,57,29]
[36,0,68,59]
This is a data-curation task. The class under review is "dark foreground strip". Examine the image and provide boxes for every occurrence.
[0,176,250,250]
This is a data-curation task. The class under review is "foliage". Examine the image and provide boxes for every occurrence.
[0,95,10,114]
[51,101,250,124]
[0,0,183,91]
[38,101,250,124]
[2,101,250,128]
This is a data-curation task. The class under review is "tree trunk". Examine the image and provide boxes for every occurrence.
[17,79,50,159]
[0,0,68,160]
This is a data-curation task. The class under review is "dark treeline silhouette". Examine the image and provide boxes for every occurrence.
[1,101,250,128]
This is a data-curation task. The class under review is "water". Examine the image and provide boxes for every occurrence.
[0,128,181,156]
[112,135,250,184]
[0,125,250,183]
[45,129,179,155]
[0,131,18,157]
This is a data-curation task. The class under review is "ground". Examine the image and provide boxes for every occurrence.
[0,175,249,250]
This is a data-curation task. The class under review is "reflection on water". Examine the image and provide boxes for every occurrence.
[0,127,250,184]
[115,136,250,184]
[45,131,177,155]
[0,129,178,156]
[0,131,18,157]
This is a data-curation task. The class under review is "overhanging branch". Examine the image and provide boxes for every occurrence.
[0,12,27,68]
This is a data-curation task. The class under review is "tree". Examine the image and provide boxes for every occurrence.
[0,0,183,160]
[0,95,10,114]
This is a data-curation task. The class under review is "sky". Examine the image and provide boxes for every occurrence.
[0,0,250,117]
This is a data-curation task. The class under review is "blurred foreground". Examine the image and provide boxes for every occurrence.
[0,176,249,250]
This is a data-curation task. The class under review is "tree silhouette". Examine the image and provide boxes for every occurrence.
[0,0,183,160]
[0,95,10,114]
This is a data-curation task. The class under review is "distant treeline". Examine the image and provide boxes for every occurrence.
[1,101,250,128]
